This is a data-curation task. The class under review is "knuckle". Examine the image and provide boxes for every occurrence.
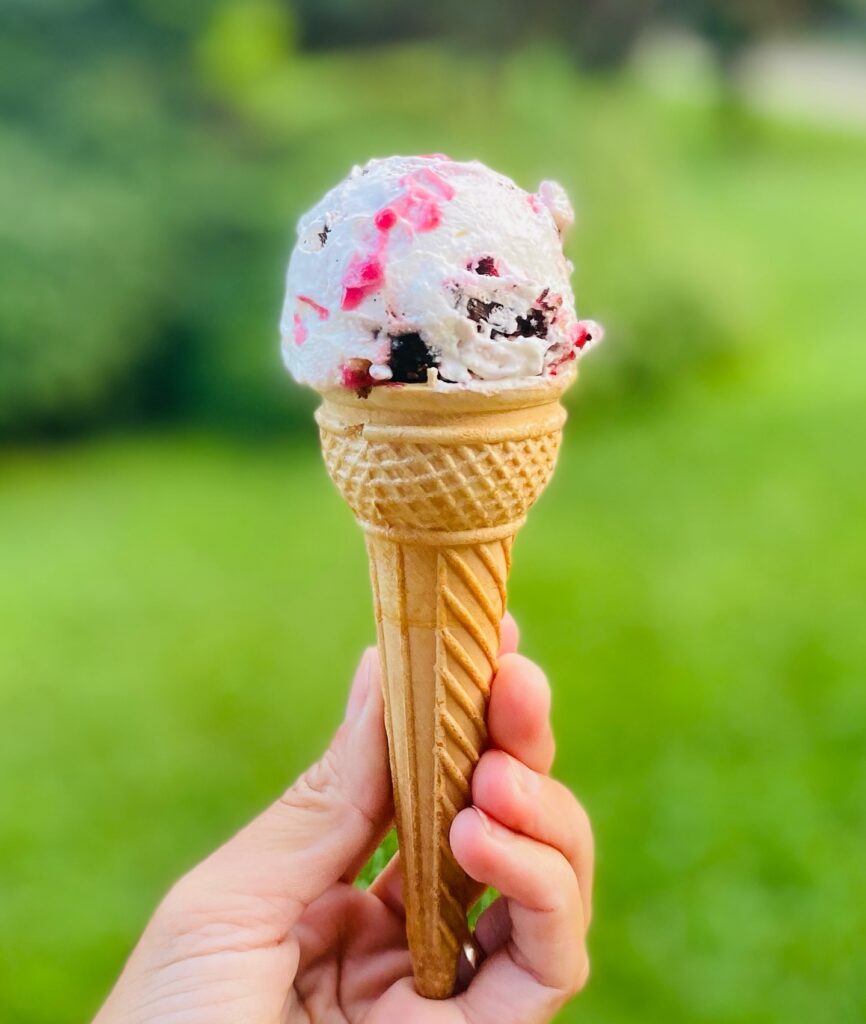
[279,745,379,832]
[472,749,505,799]
[524,660,552,710]
[153,886,285,957]
[159,867,211,916]
[505,654,550,705]
[557,946,591,1000]
[541,853,579,914]
[153,880,193,928]
[474,748,499,780]
[555,783,593,856]
[557,844,579,884]
[151,876,218,942]
[573,799,594,848]
[530,660,552,707]
[281,747,343,813]
[567,793,593,846]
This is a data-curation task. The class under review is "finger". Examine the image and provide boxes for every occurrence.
[367,853,404,916]
[369,851,486,920]
[474,896,511,958]
[173,648,392,927]
[472,749,594,926]
[455,897,507,995]
[488,654,555,774]
[451,809,589,1022]
[338,655,396,883]
[366,976,455,1023]
[498,612,519,656]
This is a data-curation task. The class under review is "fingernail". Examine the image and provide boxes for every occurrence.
[474,807,495,836]
[345,649,374,722]
[509,756,541,795]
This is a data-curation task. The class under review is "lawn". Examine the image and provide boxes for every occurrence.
[2,60,866,1024]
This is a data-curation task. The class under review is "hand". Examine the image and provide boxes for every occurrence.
[94,615,594,1024]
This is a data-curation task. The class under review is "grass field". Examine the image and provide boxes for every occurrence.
[2,64,866,1023]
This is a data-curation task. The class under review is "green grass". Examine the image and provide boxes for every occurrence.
[2,52,866,1024]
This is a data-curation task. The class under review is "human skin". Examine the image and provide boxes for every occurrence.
[94,615,594,1024]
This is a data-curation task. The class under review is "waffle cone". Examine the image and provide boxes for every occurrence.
[315,373,572,998]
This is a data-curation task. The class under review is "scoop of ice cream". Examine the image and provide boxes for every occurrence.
[280,155,601,393]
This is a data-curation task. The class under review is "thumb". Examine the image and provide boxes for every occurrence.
[176,648,392,924]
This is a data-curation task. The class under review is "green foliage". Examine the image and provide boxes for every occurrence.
[197,0,296,92]
[5,0,863,436]
[0,125,168,432]
[0,51,732,432]
[294,0,861,64]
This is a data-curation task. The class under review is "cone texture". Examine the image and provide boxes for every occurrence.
[316,379,570,998]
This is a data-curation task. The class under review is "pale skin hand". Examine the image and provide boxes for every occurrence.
[94,616,594,1024]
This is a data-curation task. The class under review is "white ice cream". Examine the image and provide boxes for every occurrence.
[280,155,601,393]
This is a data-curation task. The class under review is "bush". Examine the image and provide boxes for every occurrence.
[0,12,758,437]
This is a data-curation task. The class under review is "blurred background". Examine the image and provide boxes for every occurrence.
[2,0,865,1021]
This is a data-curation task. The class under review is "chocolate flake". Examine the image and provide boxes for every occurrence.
[466,297,504,324]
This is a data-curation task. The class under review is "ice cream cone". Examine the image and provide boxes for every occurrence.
[315,371,573,998]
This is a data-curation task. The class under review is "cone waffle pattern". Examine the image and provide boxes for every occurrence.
[320,432,561,533]
[316,385,568,998]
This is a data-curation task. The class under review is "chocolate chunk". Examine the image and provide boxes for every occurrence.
[514,307,548,339]
[388,332,439,384]
[318,223,331,247]
[466,297,504,323]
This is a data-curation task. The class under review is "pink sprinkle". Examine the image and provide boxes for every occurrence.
[292,313,308,346]
[297,294,329,320]
[392,183,442,232]
[341,254,385,310]
[374,207,398,231]
[412,167,455,200]
[420,152,450,159]
[570,319,602,350]
[340,361,374,392]
[339,170,457,313]
[528,194,543,214]
[569,323,589,349]
[411,198,441,232]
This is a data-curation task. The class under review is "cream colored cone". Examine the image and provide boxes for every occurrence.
[315,371,573,998]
